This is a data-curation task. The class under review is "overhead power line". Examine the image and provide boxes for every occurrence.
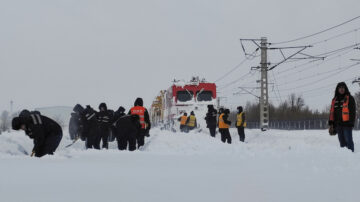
[272,15,360,45]
[278,62,360,92]
[214,49,259,83]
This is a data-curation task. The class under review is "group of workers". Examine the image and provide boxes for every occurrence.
[178,104,247,144]
[11,97,151,157]
[177,111,198,132]
[69,97,151,151]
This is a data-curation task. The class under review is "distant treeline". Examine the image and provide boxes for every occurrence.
[229,92,360,123]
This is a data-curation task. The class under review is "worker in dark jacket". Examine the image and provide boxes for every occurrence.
[69,104,84,141]
[205,105,217,137]
[114,112,140,151]
[186,111,197,131]
[328,82,356,152]
[12,110,63,157]
[80,105,99,149]
[218,109,232,144]
[129,98,151,148]
[236,106,246,142]
[178,113,188,132]
[96,103,113,149]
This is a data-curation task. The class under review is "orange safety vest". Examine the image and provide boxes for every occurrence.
[219,113,229,129]
[329,95,350,122]
[180,116,187,125]
[131,106,146,129]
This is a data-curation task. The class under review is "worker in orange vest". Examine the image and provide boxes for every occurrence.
[129,98,151,148]
[328,82,356,152]
[218,109,232,144]
[178,113,188,132]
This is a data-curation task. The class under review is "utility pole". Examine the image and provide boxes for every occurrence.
[260,37,269,131]
[240,37,311,131]
[10,100,13,115]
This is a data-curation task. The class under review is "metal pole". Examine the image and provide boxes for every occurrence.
[260,37,269,131]
[10,100,13,116]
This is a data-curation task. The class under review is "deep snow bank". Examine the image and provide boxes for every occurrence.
[0,128,359,202]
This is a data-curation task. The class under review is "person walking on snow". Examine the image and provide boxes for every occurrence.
[186,111,197,132]
[218,109,232,144]
[178,113,188,132]
[328,82,356,152]
[205,105,217,137]
[129,98,151,148]
[236,106,246,142]
[96,103,113,149]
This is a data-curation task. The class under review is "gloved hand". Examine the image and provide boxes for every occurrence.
[329,125,337,136]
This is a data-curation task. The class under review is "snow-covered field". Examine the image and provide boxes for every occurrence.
[0,128,359,202]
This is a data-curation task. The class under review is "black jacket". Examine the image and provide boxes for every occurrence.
[69,112,82,139]
[114,115,140,137]
[205,109,218,128]
[97,110,114,129]
[22,113,62,154]
[80,106,98,137]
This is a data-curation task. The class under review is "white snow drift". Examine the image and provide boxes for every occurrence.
[0,128,359,202]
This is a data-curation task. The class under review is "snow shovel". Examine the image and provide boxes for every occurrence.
[65,136,80,148]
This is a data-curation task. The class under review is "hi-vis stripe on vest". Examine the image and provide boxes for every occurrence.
[219,113,229,129]
[131,106,146,129]
[30,114,42,125]
[236,112,246,127]
[187,115,196,127]
[180,116,187,125]
[330,95,350,122]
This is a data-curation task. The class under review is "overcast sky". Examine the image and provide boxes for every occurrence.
[1,0,359,113]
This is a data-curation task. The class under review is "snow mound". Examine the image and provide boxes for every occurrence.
[0,128,359,202]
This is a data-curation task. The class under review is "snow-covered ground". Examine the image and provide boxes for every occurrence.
[0,128,359,202]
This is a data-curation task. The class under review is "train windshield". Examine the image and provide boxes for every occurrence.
[177,91,194,102]
[197,91,213,101]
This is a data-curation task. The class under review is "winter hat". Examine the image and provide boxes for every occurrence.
[19,109,31,117]
[184,113,188,116]
[224,109,230,114]
[73,104,84,113]
[12,117,23,130]
[99,103,107,111]
[207,105,214,109]
[117,106,125,113]
[237,106,243,113]
[134,98,144,106]
[191,111,195,115]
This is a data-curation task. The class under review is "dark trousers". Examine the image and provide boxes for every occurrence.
[187,126,195,132]
[337,126,354,152]
[86,134,101,150]
[237,127,245,142]
[116,135,136,151]
[219,129,231,144]
[208,126,216,137]
[36,132,63,157]
[180,125,187,132]
[137,129,146,148]
[98,128,110,149]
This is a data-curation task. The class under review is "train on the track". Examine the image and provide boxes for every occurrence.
[150,77,217,131]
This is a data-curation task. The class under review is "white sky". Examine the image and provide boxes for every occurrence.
[1,0,359,113]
